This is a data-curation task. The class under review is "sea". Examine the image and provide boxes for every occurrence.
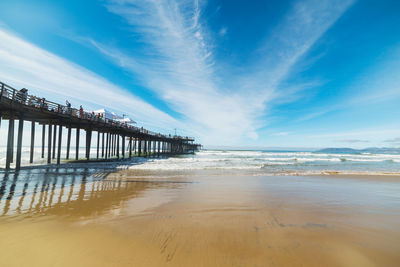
[1,148,400,175]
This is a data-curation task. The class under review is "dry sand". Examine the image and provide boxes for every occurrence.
[0,170,399,266]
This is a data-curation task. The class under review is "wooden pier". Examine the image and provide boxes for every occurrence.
[0,81,201,170]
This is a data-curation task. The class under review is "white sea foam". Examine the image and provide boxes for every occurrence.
[125,150,400,175]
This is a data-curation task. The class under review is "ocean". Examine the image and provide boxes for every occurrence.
[126,149,400,175]
[1,148,400,175]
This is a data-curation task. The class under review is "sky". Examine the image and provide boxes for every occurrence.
[0,0,399,148]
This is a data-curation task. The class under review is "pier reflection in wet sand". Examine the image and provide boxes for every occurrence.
[0,168,184,219]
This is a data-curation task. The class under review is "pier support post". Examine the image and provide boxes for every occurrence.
[110,134,114,158]
[122,135,125,159]
[116,135,120,159]
[102,132,105,158]
[113,134,115,157]
[138,139,142,157]
[66,127,71,160]
[5,118,15,170]
[109,133,112,158]
[129,137,132,159]
[76,128,80,160]
[48,123,52,164]
[86,129,92,160]
[41,125,45,158]
[105,132,109,159]
[30,121,35,164]
[52,124,57,159]
[97,131,100,159]
[158,141,161,157]
[134,138,136,155]
[113,134,116,156]
[16,118,24,170]
[57,125,62,165]
[108,133,113,158]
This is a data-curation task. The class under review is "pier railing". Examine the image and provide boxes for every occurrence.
[0,81,194,141]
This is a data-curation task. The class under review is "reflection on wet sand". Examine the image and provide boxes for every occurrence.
[0,168,183,219]
[0,169,399,266]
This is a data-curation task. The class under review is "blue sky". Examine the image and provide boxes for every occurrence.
[0,0,399,148]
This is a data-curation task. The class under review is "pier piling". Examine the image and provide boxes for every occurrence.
[57,125,62,165]
[66,127,71,160]
[97,131,100,159]
[52,124,57,159]
[47,123,52,164]
[30,121,35,164]
[5,118,14,170]
[76,128,80,160]
[41,125,45,159]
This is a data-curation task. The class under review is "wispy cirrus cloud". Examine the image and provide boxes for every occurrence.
[0,28,179,131]
[96,0,355,145]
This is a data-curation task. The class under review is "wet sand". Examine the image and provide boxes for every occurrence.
[0,168,399,266]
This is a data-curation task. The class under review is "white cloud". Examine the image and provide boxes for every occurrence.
[219,27,227,36]
[99,0,355,145]
[271,132,290,136]
[0,28,180,132]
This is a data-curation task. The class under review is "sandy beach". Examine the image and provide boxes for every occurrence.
[0,167,399,267]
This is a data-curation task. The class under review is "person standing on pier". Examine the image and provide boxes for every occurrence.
[79,105,84,119]
[66,100,71,114]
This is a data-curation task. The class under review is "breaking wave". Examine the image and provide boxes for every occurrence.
[127,150,400,175]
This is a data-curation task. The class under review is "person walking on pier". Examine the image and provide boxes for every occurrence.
[79,105,84,119]
[66,100,72,114]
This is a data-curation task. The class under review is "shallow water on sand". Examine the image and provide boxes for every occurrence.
[0,166,399,266]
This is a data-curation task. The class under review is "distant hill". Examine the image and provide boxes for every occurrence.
[317,147,400,154]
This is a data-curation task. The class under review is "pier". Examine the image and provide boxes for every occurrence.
[0,81,201,170]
